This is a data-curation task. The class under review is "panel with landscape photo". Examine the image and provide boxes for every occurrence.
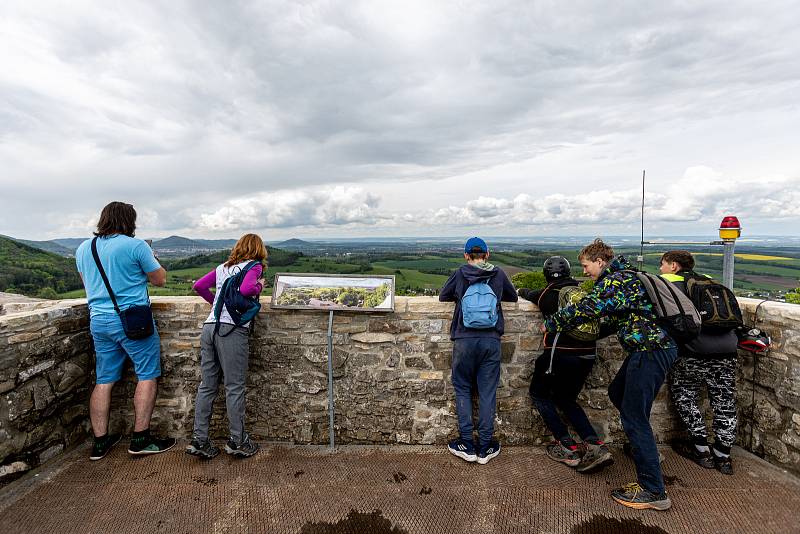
[270,273,395,312]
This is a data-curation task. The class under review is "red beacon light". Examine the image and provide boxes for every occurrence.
[719,215,741,239]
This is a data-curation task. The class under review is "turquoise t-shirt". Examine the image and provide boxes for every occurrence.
[75,235,162,317]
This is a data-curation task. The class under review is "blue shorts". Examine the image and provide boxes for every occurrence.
[89,313,161,384]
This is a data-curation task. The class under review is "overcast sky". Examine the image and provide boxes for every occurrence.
[2,1,799,240]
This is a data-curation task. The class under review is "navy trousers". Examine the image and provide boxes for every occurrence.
[451,337,501,447]
[608,347,678,495]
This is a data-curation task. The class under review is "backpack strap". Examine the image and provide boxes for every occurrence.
[90,237,122,315]
[536,282,557,310]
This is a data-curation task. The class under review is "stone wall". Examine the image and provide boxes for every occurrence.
[117,297,677,448]
[2,295,799,479]
[737,298,800,474]
[0,301,93,483]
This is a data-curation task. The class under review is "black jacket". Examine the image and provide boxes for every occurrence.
[662,271,738,358]
[439,263,518,340]
[519,278,596,356]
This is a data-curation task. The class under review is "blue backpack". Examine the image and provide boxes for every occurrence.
[213,261,262,335]
[461,281,498,329]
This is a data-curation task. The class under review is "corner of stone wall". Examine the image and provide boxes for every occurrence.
[0,301,94,484]
[737,298,800,475]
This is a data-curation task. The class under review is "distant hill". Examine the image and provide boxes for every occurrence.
[153,235,198,248]
[151,235,240,258]
[194,238,238,248]
[274,238,317,249]
[163,246,303,271]
[0,235,76,256]
[52,238,89,251]
[0,236,82,298]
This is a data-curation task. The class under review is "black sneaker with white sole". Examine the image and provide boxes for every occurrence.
[477,441,501,465]
[448,438,477,462]
[128,434,177,456]
[224,433,259,458]
[89,433,122,461]
[186,439,220,459]
[671,440,714,469]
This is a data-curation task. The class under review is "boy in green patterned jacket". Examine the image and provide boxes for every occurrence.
[542,239,677,511]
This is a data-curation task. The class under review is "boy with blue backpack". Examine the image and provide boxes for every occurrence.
[439,237,518,464]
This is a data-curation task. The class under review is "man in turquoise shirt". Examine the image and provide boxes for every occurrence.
[75,202,175,460]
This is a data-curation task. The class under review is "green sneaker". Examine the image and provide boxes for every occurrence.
[128,434,177,456]
[89,434,122,461]
[577,442,614,474]
[546,441,581,467]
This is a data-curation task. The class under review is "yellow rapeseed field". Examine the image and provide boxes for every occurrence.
[648,253,792,261]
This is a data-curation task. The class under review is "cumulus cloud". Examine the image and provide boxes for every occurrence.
[428,167,800,228]
[199,186,383,231]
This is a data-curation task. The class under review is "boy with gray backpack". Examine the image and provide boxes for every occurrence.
[439,237,518,464]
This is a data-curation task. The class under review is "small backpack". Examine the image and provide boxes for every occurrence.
[557,285,600,341]
[462,281,498,329]
[628,270,701,344]
[213,261,262,335]
[684,272,743,332]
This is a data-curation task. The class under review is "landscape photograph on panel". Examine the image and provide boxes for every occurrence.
[271,273,395,312]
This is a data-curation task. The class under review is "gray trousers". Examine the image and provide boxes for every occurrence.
[193,323,250,443]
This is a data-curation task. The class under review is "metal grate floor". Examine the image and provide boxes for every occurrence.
[1,443,799,533]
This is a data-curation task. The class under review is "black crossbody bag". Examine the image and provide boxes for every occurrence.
[91,237,155,340]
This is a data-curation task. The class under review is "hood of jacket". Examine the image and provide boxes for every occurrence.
[460,263,499,285]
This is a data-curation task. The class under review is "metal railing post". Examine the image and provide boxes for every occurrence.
[722,239,736,290]
[327,310,335,450]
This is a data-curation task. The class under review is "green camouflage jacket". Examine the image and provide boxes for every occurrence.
[543,256,675,353]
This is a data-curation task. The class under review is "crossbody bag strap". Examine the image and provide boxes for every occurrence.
[91,237,122,314]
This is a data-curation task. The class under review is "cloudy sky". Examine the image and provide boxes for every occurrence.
[2,0,799,240]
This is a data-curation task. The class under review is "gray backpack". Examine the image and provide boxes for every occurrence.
[627,270,701,344]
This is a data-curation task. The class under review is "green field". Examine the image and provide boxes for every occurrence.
[21,244,800,302]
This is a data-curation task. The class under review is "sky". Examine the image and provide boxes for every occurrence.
[1,0,799,241]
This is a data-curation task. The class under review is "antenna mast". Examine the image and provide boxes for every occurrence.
[638,170,645,270]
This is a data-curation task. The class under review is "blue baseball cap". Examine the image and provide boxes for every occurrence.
[464,237,488,253]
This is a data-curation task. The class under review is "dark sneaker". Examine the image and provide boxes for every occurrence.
[546,441,581,467]
[185,439,220,459]
[477,441,501,465]
[713,454,734,475]
[447,439,477,463]
[128,435,177,456]
[671,440,714,469]
[577,442,614,474]
[224,433,259,458]
[89,434,121,461]
[611,483,672,511]
[623,442,665,463]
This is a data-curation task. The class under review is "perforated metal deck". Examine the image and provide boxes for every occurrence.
[1,444,798,533]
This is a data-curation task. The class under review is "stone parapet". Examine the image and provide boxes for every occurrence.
[1,295,799,479]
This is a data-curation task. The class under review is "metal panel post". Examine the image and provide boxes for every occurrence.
[722,239,736,290]
[327,310,335,450]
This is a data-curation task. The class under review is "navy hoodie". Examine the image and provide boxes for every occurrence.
[439,263,518,340]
